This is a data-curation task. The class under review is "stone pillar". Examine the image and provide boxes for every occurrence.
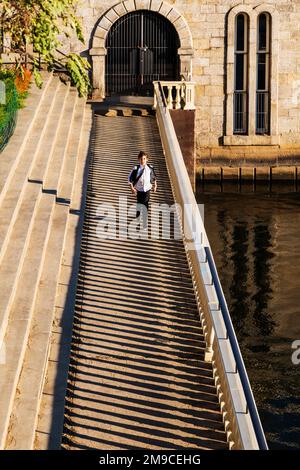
[178,47,194,81]
[3,32,11,53]
[90,47,107,100]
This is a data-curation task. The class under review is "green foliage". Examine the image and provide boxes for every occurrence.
[32,67,43,90]
[0,70,29,116]
[0,73,19,152]
[66,53,91,97]
[1,0,91,97]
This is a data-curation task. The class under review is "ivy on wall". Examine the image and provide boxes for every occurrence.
[0,0,91,97]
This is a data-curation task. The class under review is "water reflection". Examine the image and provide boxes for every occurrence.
[229,222,250,336]
[252,222,276,338]
[197,184,300,449]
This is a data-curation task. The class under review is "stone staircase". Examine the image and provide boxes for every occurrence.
[57,111,228,450]
[0,72,92,449]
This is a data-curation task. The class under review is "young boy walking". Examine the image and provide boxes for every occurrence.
[128,151,157,227]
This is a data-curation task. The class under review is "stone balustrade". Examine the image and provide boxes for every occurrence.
[153,80,196,111]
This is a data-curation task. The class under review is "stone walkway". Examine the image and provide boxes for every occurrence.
[62,110,228,450]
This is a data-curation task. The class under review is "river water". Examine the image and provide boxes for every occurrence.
[196,182,300,450]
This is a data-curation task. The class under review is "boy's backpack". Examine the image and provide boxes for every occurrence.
[130,164,156,186]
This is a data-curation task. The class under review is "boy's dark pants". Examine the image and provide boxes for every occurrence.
[136,191,151,227]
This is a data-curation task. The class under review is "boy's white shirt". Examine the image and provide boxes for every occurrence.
[130,164,153,192]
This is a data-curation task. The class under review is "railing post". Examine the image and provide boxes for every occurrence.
[181,83,186,110]
[153,83,158,109]
[204,325,215,362]
[167,85,173,110]
[175,85,181,110]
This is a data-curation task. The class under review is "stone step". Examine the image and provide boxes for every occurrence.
[43,89,78,194]
[56,99,86,204]
[0,77,61,262]
[0,72,54,194]
[0,80,74,361]
[4,203,69,450]
[0,192,55,449]
[0,74,58,202]
[28,82,70,184]
[97,107,155,118]
[0,183,41,352]
[34,106,93,450]
[3,102,92,450]
[42,112,228,450]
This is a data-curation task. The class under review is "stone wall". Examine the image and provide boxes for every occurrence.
[61,0,300,162]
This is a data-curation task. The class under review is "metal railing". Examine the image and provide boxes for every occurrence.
[234,91,248,134]
[0,81,18,153]
[154,81,268,450]
[256,91,270,135]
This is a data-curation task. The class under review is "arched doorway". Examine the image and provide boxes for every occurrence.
[105,10,180,96]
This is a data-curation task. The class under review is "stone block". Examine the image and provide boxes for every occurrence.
[200,5,216,14]
[150,0,162,12]
[197,75,210,85]
[159,2,173,18]
[202,167,222,181]
[222,167,239,180]
[114,2,127,16]
[255,167,271,181]
[205,85,223,97]
[94,27,107,39]
[123,0,135,12]
[174,16,188,32]
[204,64,223,76]
[240,168,255,181]
[271,166,296,180]
[105,9,120,24]
[196,57,210,67]
[168,9,181,24]
[194,38,210,50]
[99,16,113,31]
[135,0,150,10]
[211,37,224,48]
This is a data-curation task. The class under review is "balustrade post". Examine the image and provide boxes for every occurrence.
[180,83,186,110]
[175,85,181,109]
[167,85,173,110]
[204,327,215,362]
[153,83,158,109]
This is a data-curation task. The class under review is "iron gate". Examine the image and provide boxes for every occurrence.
[105,11,180,96]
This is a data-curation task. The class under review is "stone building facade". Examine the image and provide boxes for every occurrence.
[61,0,300,164]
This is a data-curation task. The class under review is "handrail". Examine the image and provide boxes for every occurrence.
[205,247,268,450]
[154,80,268,450]
[158,81,168,110]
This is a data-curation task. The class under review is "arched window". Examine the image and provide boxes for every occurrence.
[234,13,249,134]
[256,13,271,134]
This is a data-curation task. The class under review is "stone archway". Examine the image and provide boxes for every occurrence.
[90,0,194,98]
